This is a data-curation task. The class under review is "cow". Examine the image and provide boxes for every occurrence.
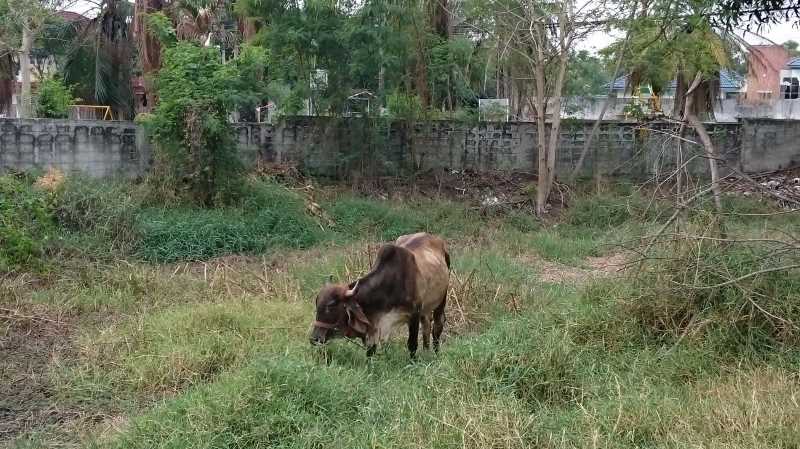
[309,232,450,358]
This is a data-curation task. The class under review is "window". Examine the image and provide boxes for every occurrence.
[782,77,799,100]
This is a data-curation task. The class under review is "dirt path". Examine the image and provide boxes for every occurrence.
[534,253,628,284]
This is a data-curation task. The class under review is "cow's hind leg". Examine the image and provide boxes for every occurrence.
[421,315,431,351]
[407,311,420,358]
[433,293,447,353]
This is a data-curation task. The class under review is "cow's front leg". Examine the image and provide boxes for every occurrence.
[407,311,420,358]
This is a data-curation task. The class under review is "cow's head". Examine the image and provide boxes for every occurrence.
[310,280,371,345]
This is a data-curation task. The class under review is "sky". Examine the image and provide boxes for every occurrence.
[579,20,799,52]
[67,0,799,53]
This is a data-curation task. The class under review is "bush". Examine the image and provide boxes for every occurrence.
[147,42,266,206]
[36,76,76,118]
[620,224,800,352]
[0,175,55,271]
[53,177,141,252]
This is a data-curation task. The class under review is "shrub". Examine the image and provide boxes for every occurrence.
[35,76,76,118]
[147,42,266,206]
[0,175,55,271]
[53,177,141,252]
[620,223,800,352]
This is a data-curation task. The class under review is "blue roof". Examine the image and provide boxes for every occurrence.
[606,70,744,92]
[720,69,745,91]
[786,57,800,69]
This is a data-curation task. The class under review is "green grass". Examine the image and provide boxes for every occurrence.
[5,175,800,449]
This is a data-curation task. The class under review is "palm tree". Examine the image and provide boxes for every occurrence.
[61,0,136,118]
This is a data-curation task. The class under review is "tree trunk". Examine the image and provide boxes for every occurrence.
[0,54,15,115]
[543,51,569,200]
[685,72,724,217]
[134,0,163,112]
[19,26,33,118]
[431,0,448,38]
[534,53,548,216]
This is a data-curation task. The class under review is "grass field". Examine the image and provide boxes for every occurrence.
[2,175,799,448]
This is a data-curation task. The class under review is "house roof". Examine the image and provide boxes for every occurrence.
[720,69,745,91]
[786,57,800,69]
[56,10,89,22]
[607,69,744,92]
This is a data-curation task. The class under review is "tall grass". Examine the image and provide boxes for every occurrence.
[7,176,800,449]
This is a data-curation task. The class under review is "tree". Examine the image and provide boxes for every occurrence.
[146,41,266,205]
[35,74,76,117]
[38,0,138,119]
[711,0,800,30]
[564,50,612,97]
[468,0,610,215]
[0,0,78,118]
[607,0,738,222]
[784,39,800,57]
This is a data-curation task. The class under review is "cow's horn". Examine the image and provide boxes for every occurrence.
[344,279,360,298]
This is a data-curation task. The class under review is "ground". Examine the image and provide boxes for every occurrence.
[2,178,799,449]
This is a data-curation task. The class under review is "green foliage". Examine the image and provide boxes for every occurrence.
[564,50,611,96]
[784,40,800,57]
[326,196,480,241]
[385,90,424,120]
[605,3,731,98]
[35,76,76,118]
[134,186,320,262]
[147,42,266,206]
[144,12,177,45]
[566,193,668,229]
[0,175,55,272]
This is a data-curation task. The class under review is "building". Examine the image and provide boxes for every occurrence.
[780,57,800,100]
[607,70,745,100]
[743,45,791,104]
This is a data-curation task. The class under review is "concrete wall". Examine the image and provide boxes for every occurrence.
[262,118,743,179]
[0,119,150,177]
[2,117,799,180]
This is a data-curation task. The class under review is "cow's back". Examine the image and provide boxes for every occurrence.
[395,233,450,315]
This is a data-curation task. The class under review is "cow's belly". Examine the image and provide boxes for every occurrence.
[369,309,411,345]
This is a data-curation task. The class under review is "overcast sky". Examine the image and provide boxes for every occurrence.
[68,0,798,53]
[578,20,799,52]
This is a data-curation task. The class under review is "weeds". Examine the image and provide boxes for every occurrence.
[0,175,55,272]
[5,174,800,449]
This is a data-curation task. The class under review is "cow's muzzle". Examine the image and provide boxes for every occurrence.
[310,320,337,345]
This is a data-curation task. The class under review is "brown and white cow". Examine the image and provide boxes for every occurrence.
[309,232,450,357]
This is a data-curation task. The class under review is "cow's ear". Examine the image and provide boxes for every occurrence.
[345,302,370,334]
